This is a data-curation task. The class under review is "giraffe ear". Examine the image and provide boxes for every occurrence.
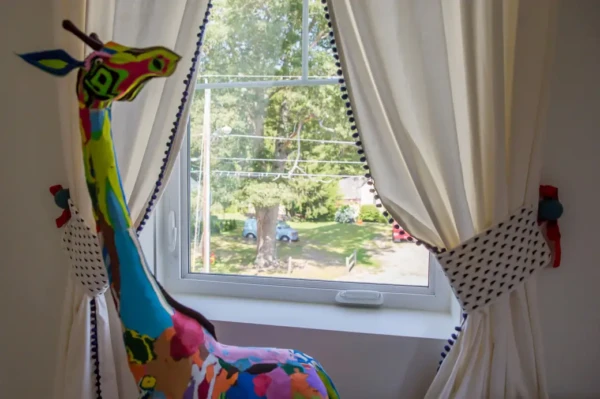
[17,49,83,76]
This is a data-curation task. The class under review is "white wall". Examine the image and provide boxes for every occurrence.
[538,1,600,398]
[0,0,599,398]
[0,0,68,397]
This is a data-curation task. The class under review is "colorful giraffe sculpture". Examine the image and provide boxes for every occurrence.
[19,20,339,399]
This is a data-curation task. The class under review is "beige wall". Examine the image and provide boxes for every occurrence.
[538,1,600,397]
[0,0,599,398]
[0,0,68,396]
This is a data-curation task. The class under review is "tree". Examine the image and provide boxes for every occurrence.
[238,182,293,267]
[285,179,340,221]
[190,0,363,267]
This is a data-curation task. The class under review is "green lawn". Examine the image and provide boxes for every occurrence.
[191,217,391,274]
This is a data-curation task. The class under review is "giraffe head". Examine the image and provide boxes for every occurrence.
[19,20,181,108]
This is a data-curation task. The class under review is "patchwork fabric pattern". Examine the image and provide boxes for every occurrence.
[61,200,108,296]
[436,205,551,312]
[21,17,340,398]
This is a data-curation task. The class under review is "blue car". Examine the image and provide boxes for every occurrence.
[242,218,299,242]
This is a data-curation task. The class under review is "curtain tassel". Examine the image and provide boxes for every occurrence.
[538,185,563,267]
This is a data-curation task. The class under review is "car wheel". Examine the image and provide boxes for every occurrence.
[246,233,256,239]
[280,236,290,242]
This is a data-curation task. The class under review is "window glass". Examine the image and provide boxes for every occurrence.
[187,0,430,287]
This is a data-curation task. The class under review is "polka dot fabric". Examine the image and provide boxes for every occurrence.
[61,200,108,296]
[436,205,551,312]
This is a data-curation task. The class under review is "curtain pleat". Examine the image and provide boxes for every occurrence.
[327,0,558,397]
[52,1,209,397]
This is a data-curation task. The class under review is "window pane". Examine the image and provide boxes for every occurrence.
[200,0,304,84]
[188,84,429,287]
[308,0,337,78]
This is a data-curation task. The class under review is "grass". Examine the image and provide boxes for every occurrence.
[191,216,391,274]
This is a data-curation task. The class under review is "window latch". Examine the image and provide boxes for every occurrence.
[335,290,384,307]
[168,210,178,252]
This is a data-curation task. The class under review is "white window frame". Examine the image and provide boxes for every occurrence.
[158,134,452,312]
[156,0,452,312]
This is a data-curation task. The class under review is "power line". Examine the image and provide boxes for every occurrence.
[190,133,356,146]
[190,157,360,165]
[211,170,362,179]
[212,157,362,165]
[195,77,338,90]
[199,74,336,79]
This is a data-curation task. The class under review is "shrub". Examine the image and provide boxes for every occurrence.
[359,204,387,223]
[335,205,357,223]
[220,219,238,232]
[198,216,222,235]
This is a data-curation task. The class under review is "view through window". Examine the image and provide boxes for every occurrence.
[187,0,430,287]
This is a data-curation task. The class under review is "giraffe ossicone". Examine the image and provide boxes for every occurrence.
[19,20,339,398]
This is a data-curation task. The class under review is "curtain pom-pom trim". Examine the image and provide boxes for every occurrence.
[90,298,103,398]
[437,314,467,372]
[321,0,442,254]
[136,1,214,234]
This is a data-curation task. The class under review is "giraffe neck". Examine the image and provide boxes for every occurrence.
[80,106,174,338]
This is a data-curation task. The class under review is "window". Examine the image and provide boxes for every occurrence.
[159,0,451,310]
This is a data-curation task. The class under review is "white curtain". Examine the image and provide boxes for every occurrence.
[328,0,558,397]
[52,0,209,398]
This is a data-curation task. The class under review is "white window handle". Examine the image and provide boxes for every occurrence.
[168,210,178,252]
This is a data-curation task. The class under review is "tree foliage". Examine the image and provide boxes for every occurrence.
[285,179,339,221]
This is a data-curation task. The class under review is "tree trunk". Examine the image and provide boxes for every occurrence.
[250,90,265,158]
[255,204,280,269]
[253,100,291,268]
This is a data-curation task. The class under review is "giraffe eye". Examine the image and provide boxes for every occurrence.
[151,57,164,72]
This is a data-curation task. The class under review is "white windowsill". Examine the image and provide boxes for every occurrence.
[174,293,456,340]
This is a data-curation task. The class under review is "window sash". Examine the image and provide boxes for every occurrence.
[195,77,339,90]
[157,0,451,310]
[156,130,452,311]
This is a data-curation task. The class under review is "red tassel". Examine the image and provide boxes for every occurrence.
[55,209,71,228]
[546,221,562,267]
[539,185,558,198]
[554,240,562,268]
[49,184,63,196]
[539,185,562,268]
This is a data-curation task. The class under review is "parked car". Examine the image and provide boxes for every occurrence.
[242,218,299,242]
[392,223,413,243]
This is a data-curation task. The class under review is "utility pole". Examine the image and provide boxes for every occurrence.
[201,86,211,273]
[192,150,203,270]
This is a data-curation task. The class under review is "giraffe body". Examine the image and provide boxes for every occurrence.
[19,21,339,399]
